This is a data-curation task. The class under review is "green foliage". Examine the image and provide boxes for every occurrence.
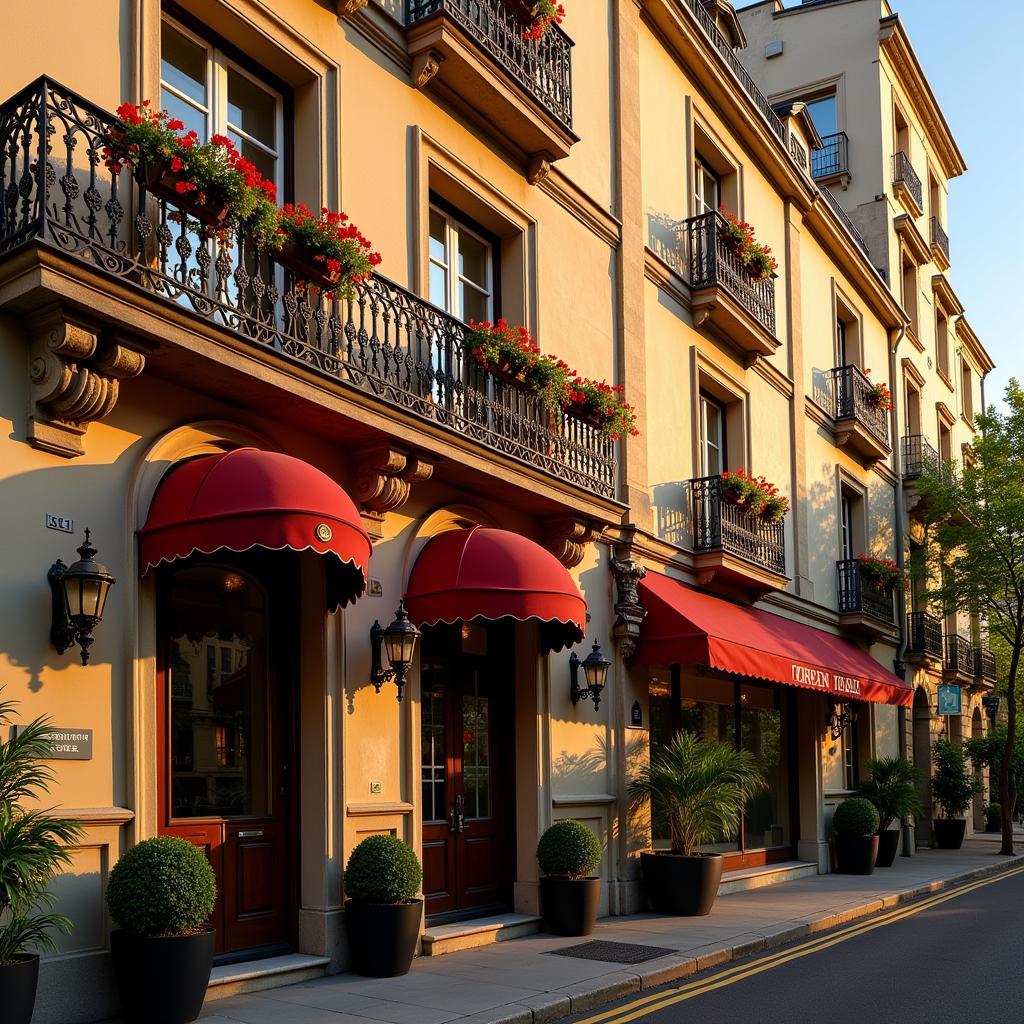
[856,756,923,832]
[537,820,603,880]
[985,803,1003,831]
[0,697,83,964]
[345,835,422,904]
[628,732,767,857]
[106,837,216,937]
[931,739,983,819]
[832,797,880,837]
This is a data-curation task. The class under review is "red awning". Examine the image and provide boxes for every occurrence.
[139,448,371,610]
[404,526,586,652]
[635,572,912,707]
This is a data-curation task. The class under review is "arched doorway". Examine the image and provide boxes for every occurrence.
[972,706,985,831]
[913,686,933,845]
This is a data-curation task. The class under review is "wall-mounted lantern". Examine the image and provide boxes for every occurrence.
[48,529,115,665]
[827,699,858,741]
[370,601,420,702]
[569,640,611,711]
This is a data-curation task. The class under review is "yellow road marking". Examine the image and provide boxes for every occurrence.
[577,864,1024,1024]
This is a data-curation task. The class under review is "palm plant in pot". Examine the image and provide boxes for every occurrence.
[931,739,982,849]
[856,756,922,867]
[832,797,880,874]
[0,699,83,1024]
[628,732,766,916]
[106,836,217,1024]
[344,834,423,977]
[537,819,603,936]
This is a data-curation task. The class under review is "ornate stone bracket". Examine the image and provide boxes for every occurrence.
[611,558,647,662]
[27,307,146,458]
[412,50,444,89]
[527,156,552,187]
[335,0,369,15]
[543,516,600,569]
[354,444,436,539]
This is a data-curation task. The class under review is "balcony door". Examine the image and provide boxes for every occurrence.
[698,392,726,478]
[693,156,720,216]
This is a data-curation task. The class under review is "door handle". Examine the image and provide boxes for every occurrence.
[237,829,264,838]
[448,805,457,833]
[455,793,465,833]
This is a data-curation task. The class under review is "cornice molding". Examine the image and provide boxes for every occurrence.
[538,167,622,248]
[955,316,995,375]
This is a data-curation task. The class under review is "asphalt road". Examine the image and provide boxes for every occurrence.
[569,864,1024,1024]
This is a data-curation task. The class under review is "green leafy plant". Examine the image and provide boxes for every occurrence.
[857,554,903,591]
[345,835,422,904]
[0,697,83,964]
[106,836,216,937]
[537,820,602,880]
[931,739,982,820]
[522,0,565,40]
[832,797,880,837]
[985,803,1003,832]
[566,378,638,441]
[628,732,766,857]
[856,756,922,832]
[718,207,777,281]
[719,470,789,524]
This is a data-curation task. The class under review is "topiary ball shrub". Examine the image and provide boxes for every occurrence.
[832,797,880,838]
[537,820,602,880]
[107,836,216,937]
[345,834,422,904]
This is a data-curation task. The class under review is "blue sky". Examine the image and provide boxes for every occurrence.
[890,0,1021,408]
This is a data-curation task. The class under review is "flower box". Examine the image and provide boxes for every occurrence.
[135,161,229,226]
[272,238,344,292]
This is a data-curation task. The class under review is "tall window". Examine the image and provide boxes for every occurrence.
[901,253,918,337]
[961,361,974,422]
[905,382,921,436]
[840,495,855,562]
[935,310,950,379]
[805,94,837,138]
[428,205,494,324]
[842,715,859,791]
[698,393,726,477]
[835,317,848,368]
[693,156,720,216]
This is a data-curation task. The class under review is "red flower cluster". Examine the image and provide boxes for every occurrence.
[718,206,778,281]
[720,469,789,523]
[522,1,565,40]
[211,134,278,202]
[857,553,903,590]
[862,369,894,411]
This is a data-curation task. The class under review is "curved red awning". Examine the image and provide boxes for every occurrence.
[404,526,586,652]
[635,572,912,707]
[139,448,371,610]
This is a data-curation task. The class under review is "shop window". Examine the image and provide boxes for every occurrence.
[428,200,497,324]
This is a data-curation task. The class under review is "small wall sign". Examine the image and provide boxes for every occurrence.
[937,685,962,716]
[46,728,93,760]
[45,514,74,534]
[630,700,643,728]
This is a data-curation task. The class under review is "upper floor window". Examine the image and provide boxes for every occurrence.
[935,309,950,380]
[961,362,975,422]
[840,494,855,562]
[698,392,726,477]
[805,94,837,138]
[694,156,720,217]
[428,204,495,324]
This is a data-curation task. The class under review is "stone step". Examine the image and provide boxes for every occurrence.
[205,953,332,1001]
[718,860,818,895]
[422,913,543,956]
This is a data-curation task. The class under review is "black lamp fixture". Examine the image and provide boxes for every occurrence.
[827,699,858,741]
[569,639,611,711]
[370,601,420,702]
[48,529,116,665]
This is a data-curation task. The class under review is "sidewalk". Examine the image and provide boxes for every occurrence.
[194,847,1018,1024]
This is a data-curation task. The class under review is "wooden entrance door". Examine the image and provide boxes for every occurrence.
[421,624,514,921]
[157,558,296,958]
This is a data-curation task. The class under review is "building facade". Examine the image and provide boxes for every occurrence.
[0,1,994,1022]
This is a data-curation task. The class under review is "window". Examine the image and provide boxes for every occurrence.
[805,94,837,138]
[939,421,952,463]
[929,173,941,224]
[936,310,950,379]
[428,204,495,324]
[840,494,855,562]
[901,253,918,337]
[698,392,726,477]
[961,362,974,422]
[836,317,848,368]
[694,156,720,217]
[894,104,910,161]
[905,381,922,436]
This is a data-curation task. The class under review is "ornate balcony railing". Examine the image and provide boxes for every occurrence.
[893,150,922,210]
[812,131,849,180]
[0,77,614,497]
[829,365,890,448]
[691,475,786,577]
[974,647,997,684]
[930,216,950,263]
[837,559,896,625]
[407,0,573,129]
[683,210,776,336]
[907,611,943,659]
[820,185,870,257]
[789,133,808,172]
[944,634,974,677]
[901,434,940,480]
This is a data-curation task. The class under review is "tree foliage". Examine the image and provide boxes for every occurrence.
[856,756,923,833]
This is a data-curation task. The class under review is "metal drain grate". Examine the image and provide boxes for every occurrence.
[547,940,675,964]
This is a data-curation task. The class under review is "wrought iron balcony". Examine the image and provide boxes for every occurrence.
[683,210,777,355]
[837,559,896,633]
[902,434,940,480]
[944,634,974,679]
[930,216,950,267]
[828,365,891,461]
[789,133,808,172]
[974,647,997,686]
[892,151,923,214]
[812,131,849,181]
[820,185,870,257]
[906,611,943,661]
[691,475,787,589]
[0,77,614,498]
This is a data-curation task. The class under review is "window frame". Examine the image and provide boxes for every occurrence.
[693,154,721,217]
[427,199,499,325]
[698,391,727,478]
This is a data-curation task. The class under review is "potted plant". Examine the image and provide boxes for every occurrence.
[856,756,922,867]
[718,207,778,282]
[565,378,638,441]
[832,797,880,874]
[537,819,603,936]
[857,553,903,591]
[863,374,894,411]
[343,834,423,977]
[0,698,83,1024]
[931,738,982,849]
[984,802,1002,833]
[106,836,217,1024]
[628,732,766,916]
[520,0,565,40]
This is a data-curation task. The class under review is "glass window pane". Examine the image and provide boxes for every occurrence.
[429,210,448,264]
[227,131,276,185]
[227,68,277,150]
[740,684,789,850]
[457,231,489,290]
[429,263,449,312]
[159,89,207,140]
[460,283,489,324]
[161,22,208,106]
[806,95,837,138]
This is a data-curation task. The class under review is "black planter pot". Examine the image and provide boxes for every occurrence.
[640,851,723,917]
[875,829,901,868]
[540,877,601,936]
[344,899,423,977]
[933,818,967,850]
[0,953,39,1024]
[834,833,879,875]
[111,927,214,1024]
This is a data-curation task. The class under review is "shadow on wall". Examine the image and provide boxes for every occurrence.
[646,211,686,275]
[652,480,692,549]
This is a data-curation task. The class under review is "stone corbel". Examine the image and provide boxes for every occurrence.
[412,50,444,89]
[611,558,647,662]
[542,516,600,570]
[527,156,552,187]
[27,307,145,458]
[336,0,369,14]
[354,444,436,539]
